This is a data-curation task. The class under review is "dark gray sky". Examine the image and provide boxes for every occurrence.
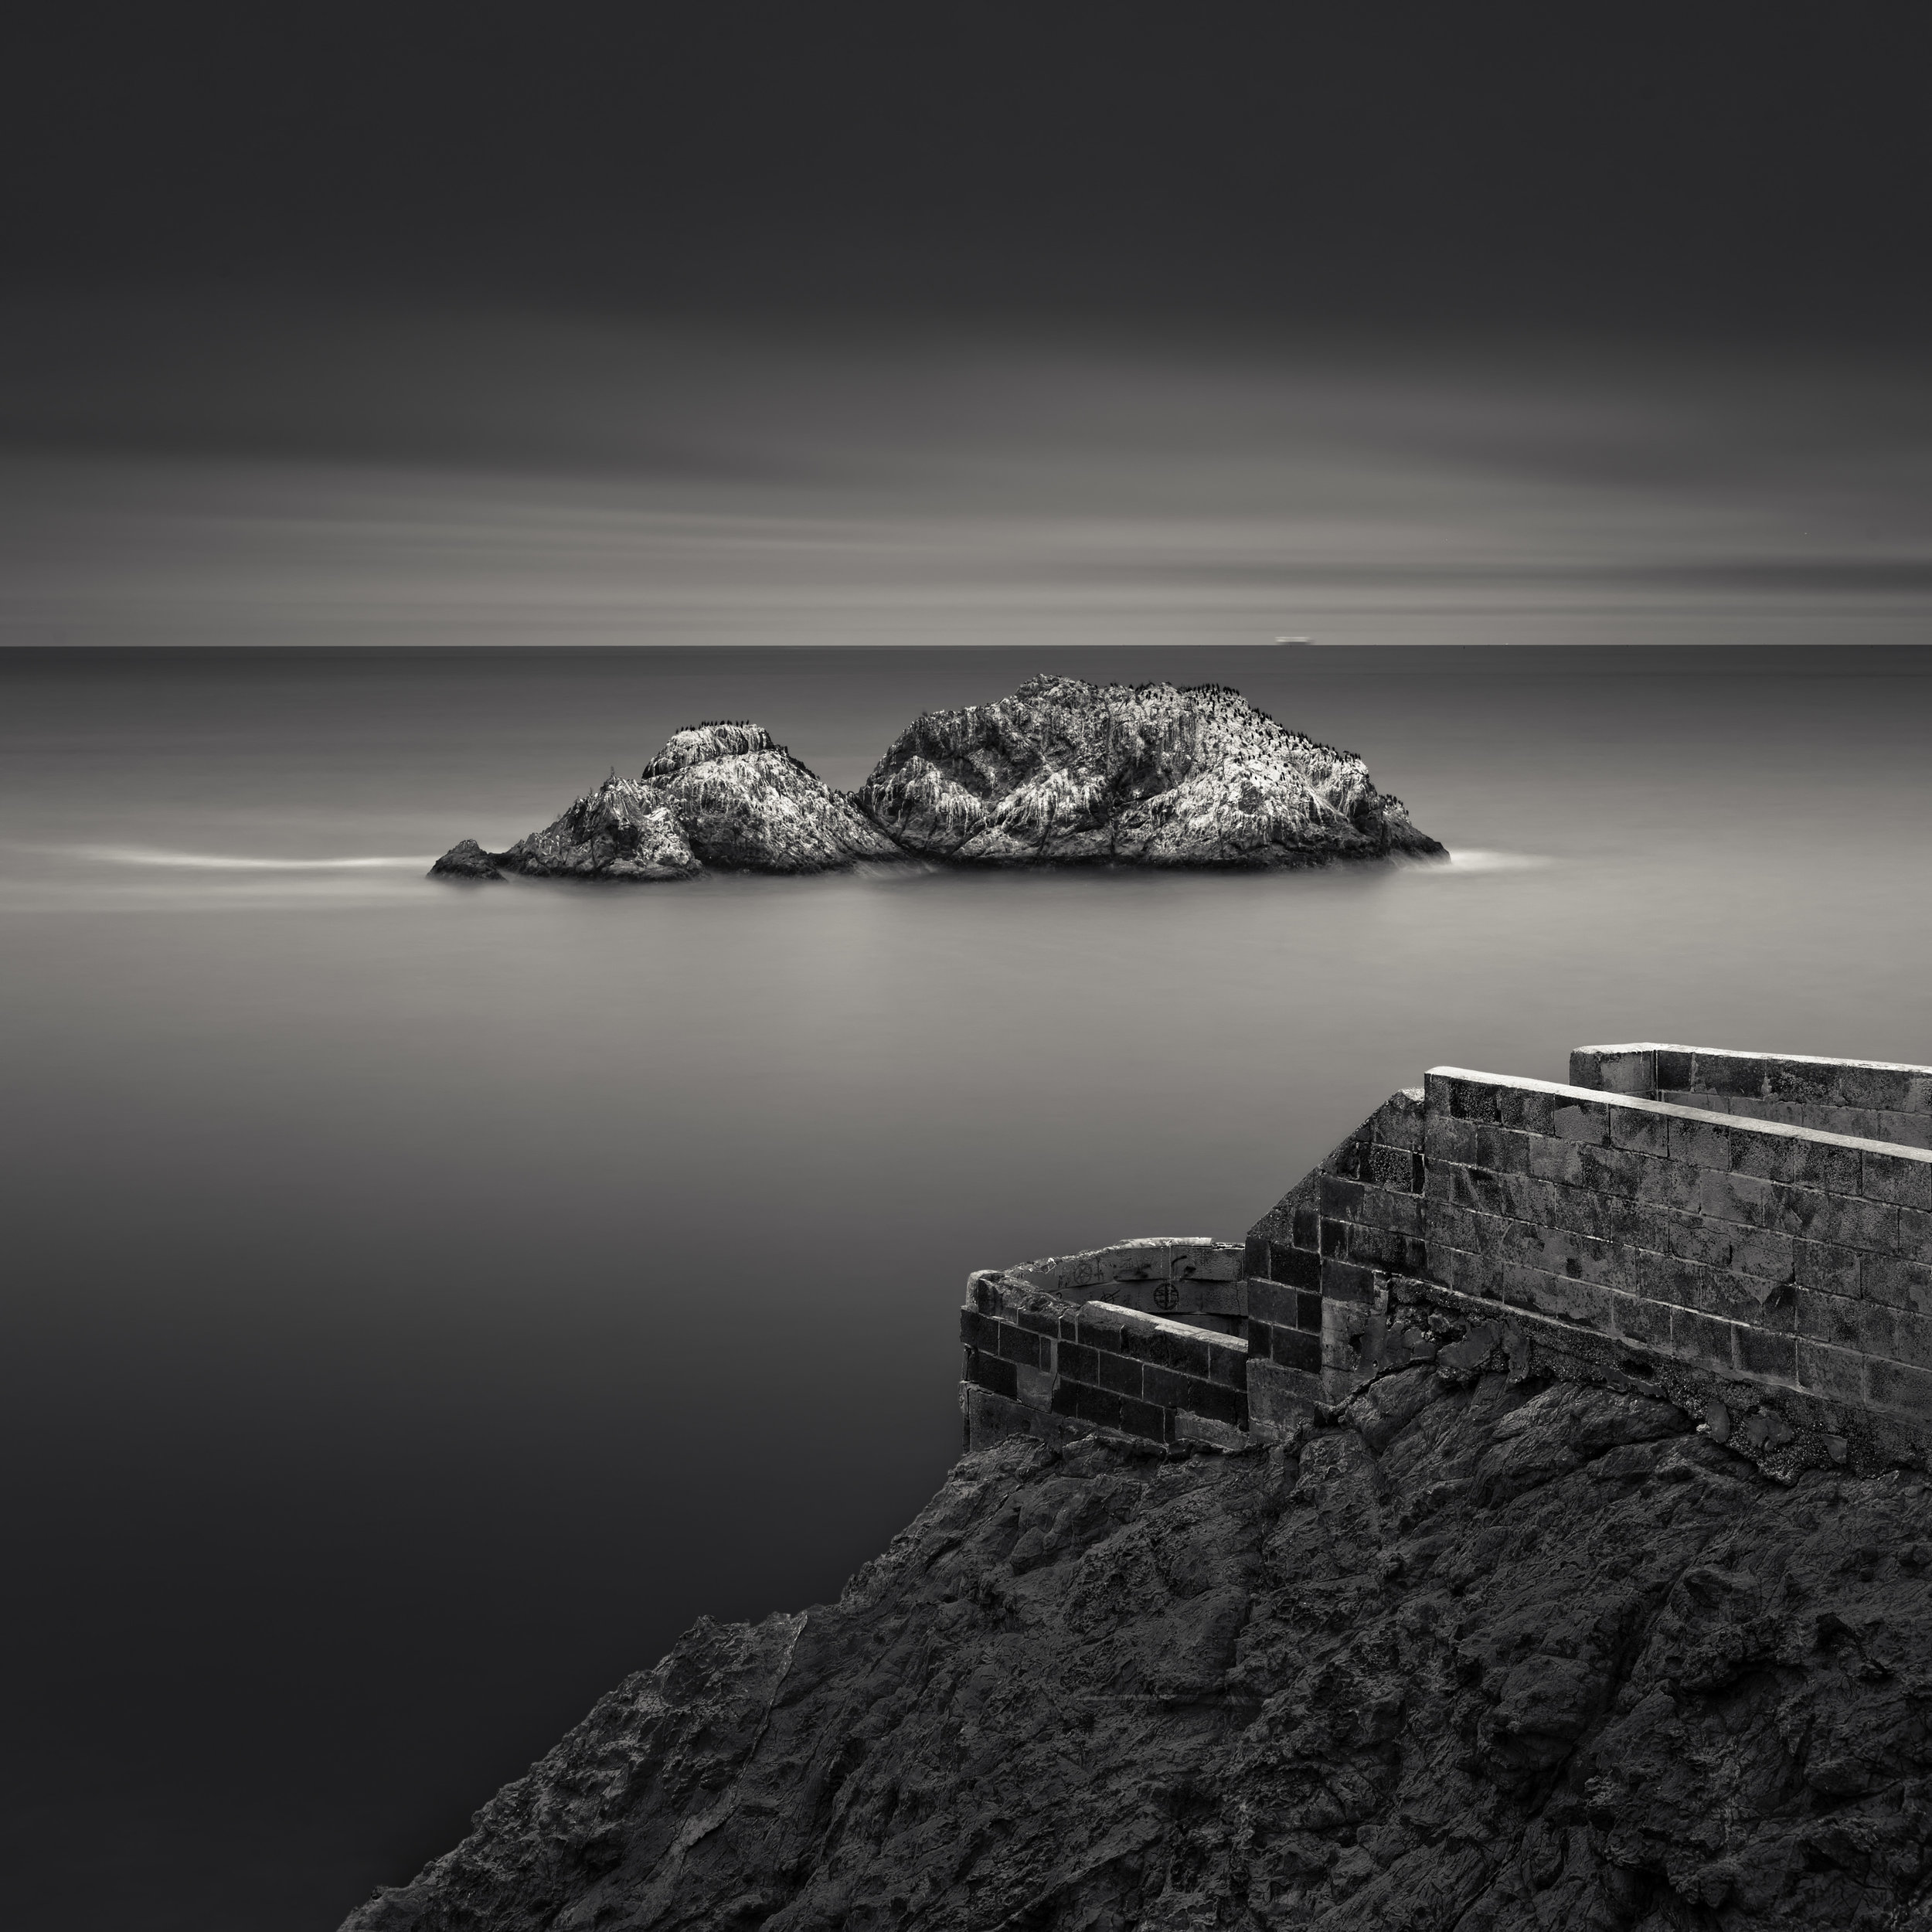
[7,2,1931,341]
[4,5,1927,650]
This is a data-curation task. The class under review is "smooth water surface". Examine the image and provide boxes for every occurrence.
[3,643,1930,1928]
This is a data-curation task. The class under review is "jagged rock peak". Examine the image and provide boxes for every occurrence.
[857,672,1444,866]
[641,721,782,778]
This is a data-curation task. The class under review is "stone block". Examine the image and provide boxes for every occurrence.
[1424,1113,1478,1164]
[1862,1148,1932,1212]
[1097,1349,1144,1397]
[996,1322,1053,1370]
[961,1308,999,1353]
[1803,1294,1932,1372]
[1369,1143,1423,1191]
[1243,1233,1270,1279]
[1320,1257,1379,1304]
[1015,1364,1054,1408]
[1117,1396,1171,1444]
[1671,1114,1733,1170]
[1444,1246,1502,1301]
[965,1347,1019,1400]
[1476,1124,1535,1172]
[1689,1051,1771,1098]
[1866,1355,1932,1420]
[1900,1208,1932,1264]
[1205,1338,1248,1390]
[1057,1340,1100,1386]
[1266,1240,1321,1290]
[1320,1173,1368,1220]
[1733,1324,1798,1383]
[1570,1046,1656,1095]
[1430,1071,1498,1121]
[1607,1106,1673,1158]
[1375,1091,1428,1150]
[1664,1210,1794,1284]
[1175,1378,1246,1430]
[1795,1240,1862,1297]
[1245,1279,1297,1327]
[1502,1266,1613,1330]
[1645,1254,1792,1328]
[1860,1253,1932,1315]
[1611,1292,1672,1351]
[1247,1357,1321,1440]
[1796,1337,1867,1403]
[1808,1192,1899,1254]
[1270,1325,1321,1373]
[1644,1046,1689,1090]
[1075,1307,1126,1352]
[1173,1410,1248,1451]
[1669,1305,1740,1374]
[1297,1288,1323,1332]
[1013,1304,1061,1337]
[1353,1187,1427,1236]
[1730,1129,1862,1194]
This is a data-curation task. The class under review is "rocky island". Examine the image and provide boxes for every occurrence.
[342,1040,1932,1932]
[430,677,1444,880]
[431,723,901,880]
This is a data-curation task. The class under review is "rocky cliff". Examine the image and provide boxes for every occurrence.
[341,1369,1932,1932]
[431,724,902,880]
[857,675,1444,866]
[431,680,1445,881]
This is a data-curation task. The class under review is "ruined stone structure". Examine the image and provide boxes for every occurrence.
[961,1043,1932,1478]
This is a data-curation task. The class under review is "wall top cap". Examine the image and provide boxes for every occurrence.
[1576,1043,1932,1077]
[1426,1066,1932,1165]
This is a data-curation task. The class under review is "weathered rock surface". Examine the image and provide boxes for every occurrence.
[857,675,1444,865]
[431,723,902,881]
[428,838,506,881]
[341,1372,1932,1931]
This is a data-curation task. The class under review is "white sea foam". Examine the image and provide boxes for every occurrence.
[67,845,430,871]
[1396,848,1552,875]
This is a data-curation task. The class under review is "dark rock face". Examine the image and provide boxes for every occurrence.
[341,1374,1932,1931]
[427,838,504,881]
[430,723,901,882]
[857,675,1444,865]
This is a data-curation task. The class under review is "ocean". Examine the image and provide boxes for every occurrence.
[4,640,1930,1928]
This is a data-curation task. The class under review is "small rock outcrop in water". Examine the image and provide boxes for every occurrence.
[430,723,900,881]
[858,674,1444,864]
[430,680,1446,881]
[340,1377,1932,1931]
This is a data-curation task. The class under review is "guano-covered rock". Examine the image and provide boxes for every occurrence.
[856,674,1444,866]
[430,723,900,882]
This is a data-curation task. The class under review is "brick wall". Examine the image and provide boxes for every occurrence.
[1241,1088,1427,1428]
[1573,1044,1932,1151]
[960,1241,1249,1451]
[1425,1066,1932,1459]
[969,1048,1932,1475]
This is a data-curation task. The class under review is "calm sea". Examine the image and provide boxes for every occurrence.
[4,642,1930,1928]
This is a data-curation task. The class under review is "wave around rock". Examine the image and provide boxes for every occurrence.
[430,680,1445,881]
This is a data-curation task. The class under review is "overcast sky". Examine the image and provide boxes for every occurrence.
[4,5,1927,648]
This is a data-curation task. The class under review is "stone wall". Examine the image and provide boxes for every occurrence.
[1421,1066,1932,1465]
[965,1046,1932,1476]
[1572,1043,1932,1150]
[960,1240,1250,1452]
